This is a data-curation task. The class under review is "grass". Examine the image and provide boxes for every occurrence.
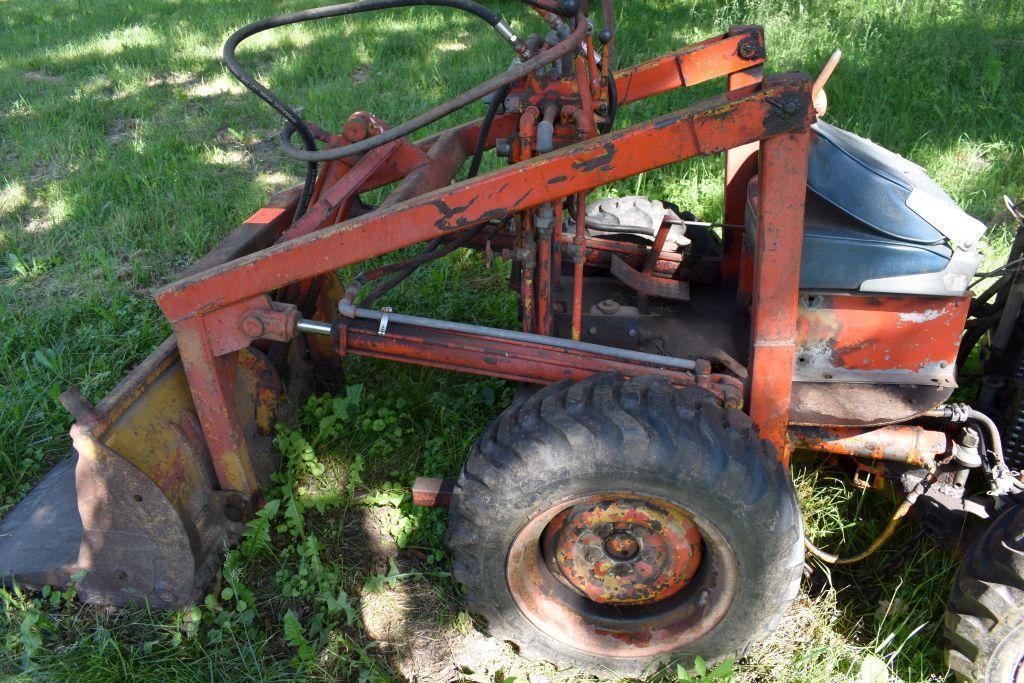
[1,0,1023,680]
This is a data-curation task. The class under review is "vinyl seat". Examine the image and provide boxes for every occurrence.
[745,121,984,295]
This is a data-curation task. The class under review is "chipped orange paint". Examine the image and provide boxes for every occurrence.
[796,294,970,374]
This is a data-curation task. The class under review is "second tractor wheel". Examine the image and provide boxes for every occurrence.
[446,373,804,677]
[946,504,1024,682]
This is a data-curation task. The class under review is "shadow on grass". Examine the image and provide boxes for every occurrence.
[1,0,1023,679]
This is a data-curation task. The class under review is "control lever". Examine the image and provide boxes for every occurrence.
[811,49,842,117]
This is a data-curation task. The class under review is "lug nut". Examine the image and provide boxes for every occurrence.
[583,547,601,564]
[594,523,613,538]
[641,547,658,563]
[613,563,633,577]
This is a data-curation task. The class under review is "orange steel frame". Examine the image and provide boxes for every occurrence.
[154,27,815,506]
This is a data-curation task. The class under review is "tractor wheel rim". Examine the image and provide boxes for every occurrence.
[507,492,738,658]
[545,497,703,605]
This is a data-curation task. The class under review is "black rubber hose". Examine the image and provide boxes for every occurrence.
[467,84,510,179]
[223,0,504,219]
[599,73,617,134]
[277,17,588,162]
[360,222,493,306]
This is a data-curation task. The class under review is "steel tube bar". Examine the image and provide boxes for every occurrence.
[176,318,260,499]
[297,319,332,334]
[522,222,537,333]
[323,318,716,390]
[380,129,470,209]
[302,311,698,370]
[279,141,399,242]
[788,425,948,467]
[537,217,554,336]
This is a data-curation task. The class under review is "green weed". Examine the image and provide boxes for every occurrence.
[1,0,1022,680]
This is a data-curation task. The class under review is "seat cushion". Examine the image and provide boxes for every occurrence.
[808,121,984,250]
[746,178,952,291]
[743,122,984,295]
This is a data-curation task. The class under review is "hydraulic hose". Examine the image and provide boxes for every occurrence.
[925,405,1022,487]
[277,15,588,162]
[804,462,938,565]
[806,404,1021,566]
[467,84,510,179]
[598,73,618,134]
[223,0,512,219]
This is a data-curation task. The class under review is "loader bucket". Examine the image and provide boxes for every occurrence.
[0,188,311,608]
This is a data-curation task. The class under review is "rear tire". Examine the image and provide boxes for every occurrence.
[946,505,1024,682]
[446,373,803,677]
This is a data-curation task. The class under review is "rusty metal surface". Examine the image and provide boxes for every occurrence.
[544,497,702,605]
[506,493,738,658]
[794,293,970,388]
[0,192,309,608]
[789,381,955,427]
[155,74,814,323]
[789,425,949,466]
[281,141,399,242]
[176,319,261,500]
[6,15,849,618]
[380,129,470,209]
[0,343,289,609]
[746,130,811,464]
[614,28,765,105]
[332,317,742,405]
[722,37,763,280]
[151,72,813,498]
[610,255,690,301]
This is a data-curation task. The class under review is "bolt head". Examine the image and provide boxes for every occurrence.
[613,562,633,577]
[240,314,265,338]
[738,39,759,60]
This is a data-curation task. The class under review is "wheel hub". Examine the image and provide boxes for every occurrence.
[547,497,702,605]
